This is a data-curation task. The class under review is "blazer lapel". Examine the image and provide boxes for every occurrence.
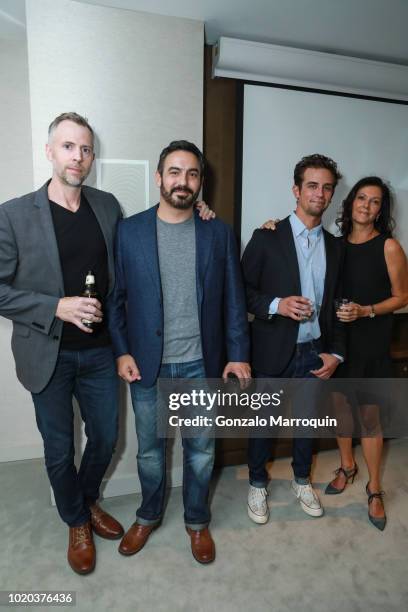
[84,186,109,238]
[276,217,301,292]
[33,183,64,295]
[194,213,214,310]
[83,186,115,288]
[136,205,162,300]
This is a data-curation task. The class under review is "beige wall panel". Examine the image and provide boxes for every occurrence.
[1,0,203,498]
[0,31,41,461]
[26,0,203,204]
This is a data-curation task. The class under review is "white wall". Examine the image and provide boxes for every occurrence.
[0,27,41,462]
[241,84,408,252]
[0,38,33,202]
[26,0,203,195]
[1,0,204,497]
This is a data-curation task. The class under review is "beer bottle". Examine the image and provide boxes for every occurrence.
[82,270,100,329]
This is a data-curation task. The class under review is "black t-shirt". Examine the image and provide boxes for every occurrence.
[49,195,111,350]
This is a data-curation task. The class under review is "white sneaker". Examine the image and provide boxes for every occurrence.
[247,485,269,524]
[291,480,323,517]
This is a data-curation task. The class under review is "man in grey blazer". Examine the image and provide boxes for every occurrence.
[0,112,124,574]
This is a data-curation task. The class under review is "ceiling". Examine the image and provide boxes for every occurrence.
[77,0,408,65]
[2,0,408,66]
[0,0,26,41]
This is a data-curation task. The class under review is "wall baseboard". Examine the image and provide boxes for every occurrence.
[102,465,184,499]
[0,445,43,463]
[50,466,184,505]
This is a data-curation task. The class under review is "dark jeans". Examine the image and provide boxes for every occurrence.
[248,340,323,486]
[130,358,215,530]
[32,346,119,526]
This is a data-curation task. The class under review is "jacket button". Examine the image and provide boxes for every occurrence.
[156,330,162,337]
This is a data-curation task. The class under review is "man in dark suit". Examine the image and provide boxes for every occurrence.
[108,140,250,563]
[241,154,345,523]
[0,113,124,574]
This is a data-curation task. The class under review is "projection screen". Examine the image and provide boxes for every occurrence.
[241,84,408,261]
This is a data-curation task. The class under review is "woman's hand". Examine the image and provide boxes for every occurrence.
[336,302,369,322]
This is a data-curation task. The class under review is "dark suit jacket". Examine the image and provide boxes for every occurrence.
[0,182,121,393]
[107,205,249,387]
[241,216,345,375]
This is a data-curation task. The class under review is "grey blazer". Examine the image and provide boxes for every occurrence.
[0,182,122,393]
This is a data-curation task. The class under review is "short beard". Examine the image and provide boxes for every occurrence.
[59,167,89,187]
[160,185,199,210]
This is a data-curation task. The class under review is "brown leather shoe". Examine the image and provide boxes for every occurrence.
[67,522,95,575]
[89,503,124,540]
[118,522,157,556]
[186,527,215,564]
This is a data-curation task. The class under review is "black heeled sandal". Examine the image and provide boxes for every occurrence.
[325,464,358,495]
[366,483,386,531]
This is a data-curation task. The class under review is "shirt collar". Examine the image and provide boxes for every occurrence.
[289,212,323,238]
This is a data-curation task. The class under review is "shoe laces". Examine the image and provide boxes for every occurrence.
[90,504,104,524]
[73,524,91,545]
[248,486,268,510]
[297,483,318,505]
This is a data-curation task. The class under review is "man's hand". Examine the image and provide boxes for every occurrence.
[261,218,280,230]
[56,296,103,333]
[222,362,252,389]
[278,296,313,321]
[196,200,216,221]
[310,353,340,379]
[117,354,141,382]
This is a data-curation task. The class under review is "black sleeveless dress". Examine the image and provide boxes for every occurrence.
[337,233,393,378]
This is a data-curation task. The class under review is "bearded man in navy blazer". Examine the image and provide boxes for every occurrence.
[108,140,250,564]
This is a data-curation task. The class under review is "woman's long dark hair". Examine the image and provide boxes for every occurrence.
[336,176,395,238]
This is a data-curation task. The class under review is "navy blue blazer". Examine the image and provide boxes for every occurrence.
[107,205,249,387]
[241,216,345,376]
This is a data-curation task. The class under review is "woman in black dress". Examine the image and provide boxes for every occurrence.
[325,177,408,530]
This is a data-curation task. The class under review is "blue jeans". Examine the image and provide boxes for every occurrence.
[32,346,119,526]
[130,358,215,530]
[248,340,323,486]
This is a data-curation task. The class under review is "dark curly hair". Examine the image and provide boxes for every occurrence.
[157,140,205,177]
[336,176,395,238]
[294,153,342,188]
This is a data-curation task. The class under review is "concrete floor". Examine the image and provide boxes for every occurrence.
[1,439,407,612]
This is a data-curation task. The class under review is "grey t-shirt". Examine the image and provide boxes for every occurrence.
[156,215,202,364]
